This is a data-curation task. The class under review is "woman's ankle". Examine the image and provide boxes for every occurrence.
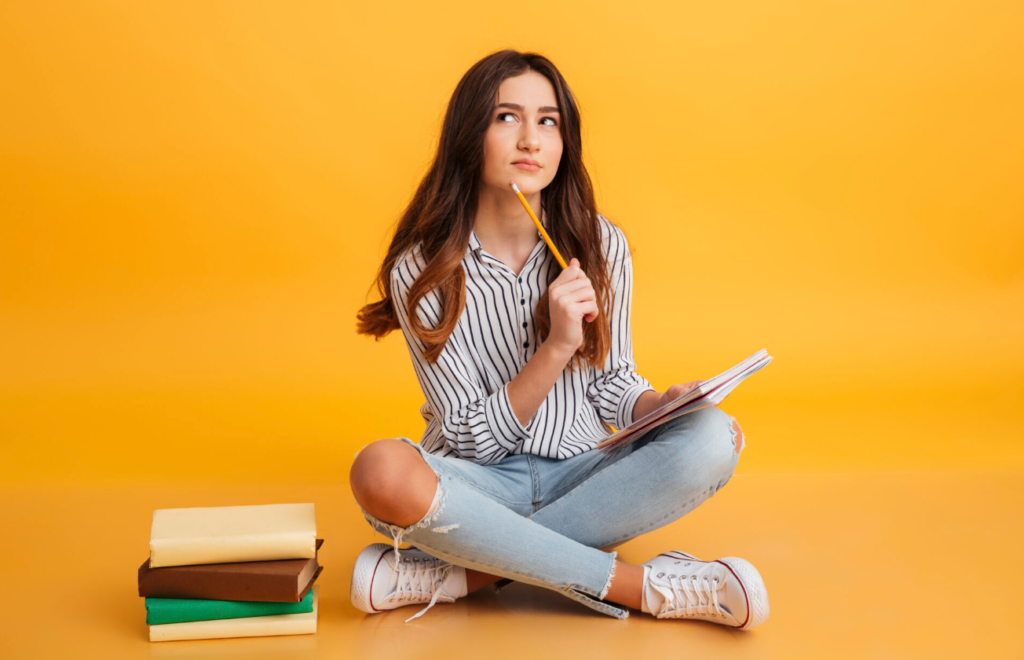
[465,568,502,593]
[603,560,644,610]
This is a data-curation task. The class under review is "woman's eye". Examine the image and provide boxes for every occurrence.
[496,112,558,126]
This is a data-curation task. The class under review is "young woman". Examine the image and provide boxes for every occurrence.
[350,49,769,629]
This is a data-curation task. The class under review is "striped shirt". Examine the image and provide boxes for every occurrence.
[390,212,655,466]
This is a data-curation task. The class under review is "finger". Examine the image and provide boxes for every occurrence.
[570,301,599,319]
[555,278,594,297]
[571,292,596,309]
[564,258,587,279]
[551,283,592,307]
[555,291,596,316]
[553,264,582,286]
[569,286,596,305]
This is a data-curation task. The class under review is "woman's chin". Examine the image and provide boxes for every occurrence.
[503,177,548,195]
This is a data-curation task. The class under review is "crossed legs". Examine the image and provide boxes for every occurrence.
[350,407,743,613]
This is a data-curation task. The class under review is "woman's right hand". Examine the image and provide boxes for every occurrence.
[546,257,599,357]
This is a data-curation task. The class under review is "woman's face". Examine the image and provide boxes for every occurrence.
[481,70,563,196]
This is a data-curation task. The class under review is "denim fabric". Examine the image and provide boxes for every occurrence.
[358,404,744,619]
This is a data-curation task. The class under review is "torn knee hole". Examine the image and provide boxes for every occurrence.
[365,472,448,561]
[728,416,745,454]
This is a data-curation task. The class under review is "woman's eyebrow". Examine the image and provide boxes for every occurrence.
[496,102,560,113]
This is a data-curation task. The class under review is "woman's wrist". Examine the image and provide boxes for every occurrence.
[631,389,664,423]
[540,339,577,364]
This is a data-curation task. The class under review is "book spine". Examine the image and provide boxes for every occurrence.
[149,531,316,568]
[145,592,313,625]
[139,568,298,602]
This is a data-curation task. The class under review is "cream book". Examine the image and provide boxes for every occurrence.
[150,503,317,568]
[149,585,319,642]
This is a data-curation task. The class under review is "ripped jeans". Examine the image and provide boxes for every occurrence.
[358,404,745,620]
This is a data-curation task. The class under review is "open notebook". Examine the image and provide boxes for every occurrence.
[596,348,773,453]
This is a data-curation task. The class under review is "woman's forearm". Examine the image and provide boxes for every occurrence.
[630,389,663,424]
[506,341,575,429]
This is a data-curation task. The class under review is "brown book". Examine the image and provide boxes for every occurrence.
[139,539,323,602]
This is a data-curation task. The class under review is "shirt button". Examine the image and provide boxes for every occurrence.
[522,322,527,328]
[523,341,529,348]
[518,277,522,283]
[520,298,525,305]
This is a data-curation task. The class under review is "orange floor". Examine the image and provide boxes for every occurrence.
[1,470,1021,659]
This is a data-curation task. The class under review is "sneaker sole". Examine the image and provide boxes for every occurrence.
[717,556,770,630]
[351,542,394,614]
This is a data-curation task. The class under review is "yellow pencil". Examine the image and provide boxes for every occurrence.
[509,181,568,269]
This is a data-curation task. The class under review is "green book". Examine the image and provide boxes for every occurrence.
[145,588,314,625]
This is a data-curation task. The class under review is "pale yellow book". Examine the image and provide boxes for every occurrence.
[150,503,316,568]
[149,585,319,642]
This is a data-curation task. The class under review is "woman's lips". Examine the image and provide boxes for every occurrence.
[513,161,541,172]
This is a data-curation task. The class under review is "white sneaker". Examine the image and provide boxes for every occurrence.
[641,550,770,630]
[351,543,468,622]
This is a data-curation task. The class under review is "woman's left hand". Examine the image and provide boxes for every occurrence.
[656,380,705,409]
[633,380,709,421]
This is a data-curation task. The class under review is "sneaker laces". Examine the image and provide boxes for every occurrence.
[388,555,458,623]
[651,572,726,619]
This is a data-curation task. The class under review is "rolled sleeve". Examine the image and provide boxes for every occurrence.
[486,381,534,453]
[617,381,657,429]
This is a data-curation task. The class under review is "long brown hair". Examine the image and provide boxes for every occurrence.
[356,49,619,372]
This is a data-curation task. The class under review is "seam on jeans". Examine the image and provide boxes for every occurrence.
[598,550,618,600]
[589,485,718,548]
[439,467,532,507]
[562,584,630,619]
[528,455,541,510]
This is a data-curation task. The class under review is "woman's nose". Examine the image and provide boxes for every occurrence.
[519,123,541,149]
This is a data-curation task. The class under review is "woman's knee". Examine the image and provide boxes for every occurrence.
[665,406,744,480]
[350,438,438,525]
[703,407,744,482]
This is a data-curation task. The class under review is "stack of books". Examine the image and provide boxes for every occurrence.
[138,503,322,642]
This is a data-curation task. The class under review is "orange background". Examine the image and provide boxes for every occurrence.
[2,1,1022,485]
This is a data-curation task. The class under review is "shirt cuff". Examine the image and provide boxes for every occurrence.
[485,381,534,453]
[618,383,658,429]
